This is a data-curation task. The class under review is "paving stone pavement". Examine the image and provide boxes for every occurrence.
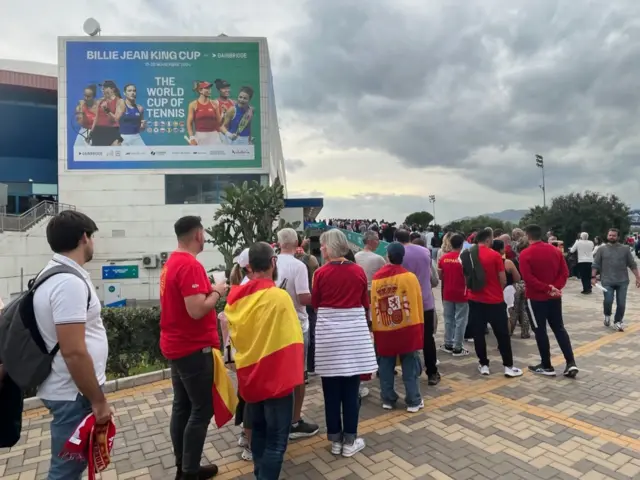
[3,276,640,479]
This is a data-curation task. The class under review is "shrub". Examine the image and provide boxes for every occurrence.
[102,307,166,378]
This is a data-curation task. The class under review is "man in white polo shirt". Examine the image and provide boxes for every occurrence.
[276,228,319,439]
[34,210,110,480]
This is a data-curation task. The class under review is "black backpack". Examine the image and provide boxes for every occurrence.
[0,265,91,391]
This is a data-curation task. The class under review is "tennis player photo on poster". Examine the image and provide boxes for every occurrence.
[62,39,262,170]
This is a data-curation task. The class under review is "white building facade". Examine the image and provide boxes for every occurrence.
[0,37,286,304]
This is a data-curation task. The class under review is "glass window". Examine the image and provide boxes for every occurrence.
[165,174,267,205]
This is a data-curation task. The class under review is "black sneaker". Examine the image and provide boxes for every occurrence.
[439,344,454,354]
[304,371,309,385]
[528,364,557,376]
[289,419,319,439]
[564,363,579,378]
[428,372,441,385]
[452,347,470,357]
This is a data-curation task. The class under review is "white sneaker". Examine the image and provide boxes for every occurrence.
[604,315,611,327]
[237,432,247,448]
[382,403,394,410]
[359,386,370,398]
[342,438,366,457]
[331,442,342,455]
[407,400,425,413]
[436,359,441,366]
[504,366,523,378]
[478,365,490,376]
[241,446,253,461]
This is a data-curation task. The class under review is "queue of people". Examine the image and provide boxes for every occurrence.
[1,209,639,480]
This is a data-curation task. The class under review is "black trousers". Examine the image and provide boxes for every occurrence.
[169,348,215,474]
[306,306,317,372]
[527,299,575,369]
[468,301,514,367]
[578,263,592,293]
[423,310,438,375]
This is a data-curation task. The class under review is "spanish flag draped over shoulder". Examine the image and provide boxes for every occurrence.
[210,349,238,428]
[224,278,304,403]
[371,264,424,357]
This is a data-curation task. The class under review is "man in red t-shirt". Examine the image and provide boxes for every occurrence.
[160,215,228,480]
[438,233,469,356]
[462,228,523,378]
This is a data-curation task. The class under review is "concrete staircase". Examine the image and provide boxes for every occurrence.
[0,201,75,232]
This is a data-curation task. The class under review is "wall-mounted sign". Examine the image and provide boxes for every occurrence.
[102,265,139,280]
[104,282,125,308]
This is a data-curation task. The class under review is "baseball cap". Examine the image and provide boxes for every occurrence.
[197,81,213,89]
[387,242,405,264]
[215,79,231,88]
[233,248,250,268]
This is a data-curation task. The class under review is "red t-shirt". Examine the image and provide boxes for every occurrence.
[438,251,467,303]
[160,251,220,360]
[311,261,369,309]
[467,245,505,305]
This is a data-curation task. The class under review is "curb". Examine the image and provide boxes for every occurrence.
[23,368,172,411]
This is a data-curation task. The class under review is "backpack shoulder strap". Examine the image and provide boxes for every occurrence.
[30,265,92,308]
[28,265,92,358]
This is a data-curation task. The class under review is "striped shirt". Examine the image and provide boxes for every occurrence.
[314,307,378,377]
[311,261,377,377]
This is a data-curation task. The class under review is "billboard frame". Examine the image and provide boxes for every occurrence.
[58,36,270,174]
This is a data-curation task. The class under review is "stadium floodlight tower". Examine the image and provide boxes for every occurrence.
[83,18,102,37]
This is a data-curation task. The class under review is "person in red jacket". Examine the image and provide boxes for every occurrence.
[519,224,579,378]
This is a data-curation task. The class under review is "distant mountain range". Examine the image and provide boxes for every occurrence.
[453,209,528,224]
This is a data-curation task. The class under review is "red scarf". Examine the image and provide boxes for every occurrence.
[61,414,116,480]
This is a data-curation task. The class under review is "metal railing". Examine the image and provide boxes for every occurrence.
[0,201,76,232]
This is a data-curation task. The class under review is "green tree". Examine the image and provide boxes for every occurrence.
[519,192,631,243]
[404,211,434,228]
[205,177,300,272]
[446,216,513,236]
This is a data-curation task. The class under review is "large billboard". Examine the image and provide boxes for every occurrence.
[62,39,262,170]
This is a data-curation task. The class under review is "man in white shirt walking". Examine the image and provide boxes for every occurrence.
[34,211,110,480]
[570,232,594,294]
[276,228,319,439]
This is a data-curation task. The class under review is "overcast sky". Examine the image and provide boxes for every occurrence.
[1,0,639,222]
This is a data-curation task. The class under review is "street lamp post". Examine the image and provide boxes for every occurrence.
[429,195,436,224]
[535,154,546,208]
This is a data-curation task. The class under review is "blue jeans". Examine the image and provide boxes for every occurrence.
[602,282,629,323]
[247,393,294,480]
[443,301,469,350]
[378,351,422,407]
[42,394,92,480]
[321,376,361,445]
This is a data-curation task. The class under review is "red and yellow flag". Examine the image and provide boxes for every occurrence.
[371,264,424,357]
[210,349,238,428]
[224,278,304,403]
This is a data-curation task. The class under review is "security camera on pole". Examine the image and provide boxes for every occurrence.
[535,154,546,208]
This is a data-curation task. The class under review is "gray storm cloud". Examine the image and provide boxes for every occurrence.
[278,0,640,195]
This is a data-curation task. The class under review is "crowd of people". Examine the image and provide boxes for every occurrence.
[0,210,639,480]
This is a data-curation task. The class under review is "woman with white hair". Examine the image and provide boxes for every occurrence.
[570,232,595,294]
[312,229,377,458]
